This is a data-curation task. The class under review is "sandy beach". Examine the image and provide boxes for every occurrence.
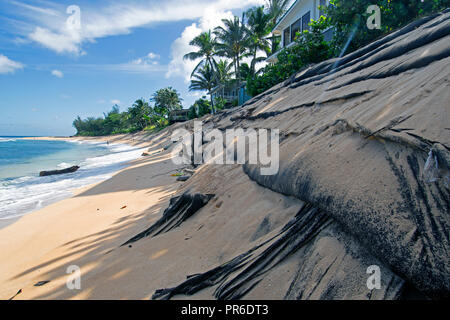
[0,131,187,299]
[1,8,448,300]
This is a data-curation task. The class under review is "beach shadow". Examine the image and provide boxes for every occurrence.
[75,154,182,198]
[4,136,189,299]
[8,182,179,299]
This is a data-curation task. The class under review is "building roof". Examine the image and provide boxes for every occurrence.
[272,0,301,33]
[169,109,189,115]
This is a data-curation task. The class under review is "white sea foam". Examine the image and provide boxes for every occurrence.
[0,141,146,220]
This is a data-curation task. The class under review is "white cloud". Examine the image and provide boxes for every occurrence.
[10,0,263,57]
[147,52,160,60]
[187,91,204,98]
[30,27,84,55]
[8,0,60,17]
[166,23,204,83]
[7,0,265,82]
[100,62,165,74]
[56,60,166,75]
[166,1,264,82]
[130,51,160,66]
[73,51,165,74]
[0,54,24,74]
[111,99,121,105]
[51,69,64,78]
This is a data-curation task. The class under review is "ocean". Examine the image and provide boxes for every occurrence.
[0,137,145,220]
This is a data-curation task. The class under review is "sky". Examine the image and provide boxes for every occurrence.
[0,0,265,136]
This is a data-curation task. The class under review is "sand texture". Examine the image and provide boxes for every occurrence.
[1,10,449,300]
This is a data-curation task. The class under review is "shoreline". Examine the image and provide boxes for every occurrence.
[0,217,19,230]
[0,128,186,299]
[0,135,148,230]
[20,133,153,147]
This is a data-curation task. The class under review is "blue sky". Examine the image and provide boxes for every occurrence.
[0,0,264,136]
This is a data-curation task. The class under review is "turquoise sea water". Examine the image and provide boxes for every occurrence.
[0,137,145,220]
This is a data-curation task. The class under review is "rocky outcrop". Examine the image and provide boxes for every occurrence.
[39,166,80,177]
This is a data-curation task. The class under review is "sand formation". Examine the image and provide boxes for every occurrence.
[1,10,448,301]
[129,10,449,299]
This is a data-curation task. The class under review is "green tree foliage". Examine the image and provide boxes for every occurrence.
[187,105,198,120]
[247,17,332,96]
[102,105,123,134]
[239,62,253,81]
[214,16,249,86]
[73,88,184,136]
[183,30,218,76]
[189,63,217,113]
[265,0,291,53]
[151,87,183,117]
[327,0,450,55]
[128,99,152,131]
[214,59,234,84]
[188,98,212,119]
[214,97,228,111]
[245,6,272,74]
[248,1,449,96]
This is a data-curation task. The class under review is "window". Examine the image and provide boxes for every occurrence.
[302,11,311,32]
[291,19,301,41]
[319,0,327,17]
[283,27,291,47]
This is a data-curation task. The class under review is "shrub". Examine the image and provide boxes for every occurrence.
[247,16,331,96]
[248,1,449,97]
[327,0,450,55]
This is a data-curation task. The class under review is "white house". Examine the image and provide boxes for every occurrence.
[266,0,332,63]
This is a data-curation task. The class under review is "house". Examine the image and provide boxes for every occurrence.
[211,82,239,106]
[211,81,252,107]
[266,0,333,63]
[168,109,190,123]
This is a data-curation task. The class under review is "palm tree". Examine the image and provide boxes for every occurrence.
[151,87,183,117]
[266,0,290,26]
[183,30,218,77]
[129,98,151,130]
[214,59,233,85]
[239,62,253,81]
[265,0,291,54]
[214,15,249,89]
[189,64,216,114]
[246,6,271,74]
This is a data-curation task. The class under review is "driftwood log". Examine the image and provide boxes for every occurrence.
[39,166,80,177]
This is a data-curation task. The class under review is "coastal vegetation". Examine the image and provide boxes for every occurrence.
[73,0,449,135]
[186,0,450,97]
[246,0,450,96]
[72,87,182,136]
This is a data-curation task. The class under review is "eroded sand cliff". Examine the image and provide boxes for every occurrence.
[1,10,448,300]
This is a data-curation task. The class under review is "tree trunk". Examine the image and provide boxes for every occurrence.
[236,56,241,93]
[209,91,215,114]
[252,47,257,75]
